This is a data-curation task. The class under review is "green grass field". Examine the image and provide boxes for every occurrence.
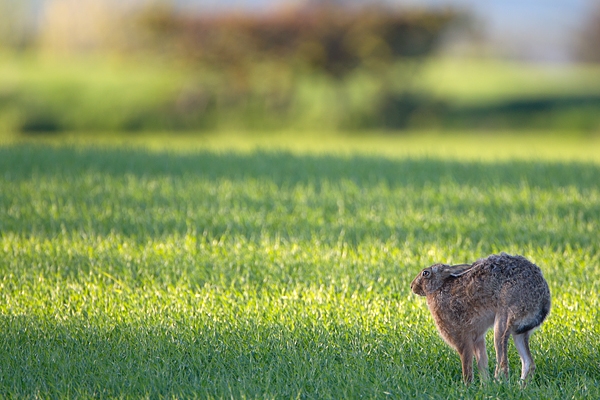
[1,133,599,398]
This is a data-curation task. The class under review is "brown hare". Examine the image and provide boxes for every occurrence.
[411,253,550,385]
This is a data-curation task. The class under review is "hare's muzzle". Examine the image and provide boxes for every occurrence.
[410,278,425,296]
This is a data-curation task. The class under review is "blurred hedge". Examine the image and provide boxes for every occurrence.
[140,4,458,79]
[3,3,597,133]
[0,3,466,133]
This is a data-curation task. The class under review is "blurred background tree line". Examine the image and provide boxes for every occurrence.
[1,0,600,134]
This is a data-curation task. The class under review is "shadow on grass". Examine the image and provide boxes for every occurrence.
[2,143,599,189]
[443,95,600,131]
[0,314,426,398]
[1,315,596,398]
[1,144,598,249]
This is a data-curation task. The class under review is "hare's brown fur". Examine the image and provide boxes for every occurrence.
[411,253,550,384]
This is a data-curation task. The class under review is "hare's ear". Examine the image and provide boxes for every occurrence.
[447,263,474,277]
[435,263,472,280]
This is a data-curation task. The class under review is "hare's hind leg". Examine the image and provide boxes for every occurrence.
[493,313,511,380]
[513,330,535,383]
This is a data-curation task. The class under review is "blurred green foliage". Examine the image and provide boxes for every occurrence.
[140,5,457,79]
[2,52,600,134]
[0,2,599,133]
[0,3,459,133]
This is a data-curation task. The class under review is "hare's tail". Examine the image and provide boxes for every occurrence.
[515,302,550,334]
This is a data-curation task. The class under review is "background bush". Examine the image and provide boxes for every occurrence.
[1,1,600,133]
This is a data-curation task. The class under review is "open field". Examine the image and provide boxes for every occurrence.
[1,133,599,398]
[2,52,600,132]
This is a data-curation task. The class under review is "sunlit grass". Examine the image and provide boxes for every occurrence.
[0,134,599,398]
[3,130,600,162]
[419,57,600,105]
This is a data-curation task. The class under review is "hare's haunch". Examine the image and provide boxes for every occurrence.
[411,253,550,385]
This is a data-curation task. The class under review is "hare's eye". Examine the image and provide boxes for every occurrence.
[422,270,430,277]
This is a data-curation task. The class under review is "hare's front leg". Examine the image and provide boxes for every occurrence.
[473,333,490,381]
[457,343,474,384]
[493,314,511,380]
